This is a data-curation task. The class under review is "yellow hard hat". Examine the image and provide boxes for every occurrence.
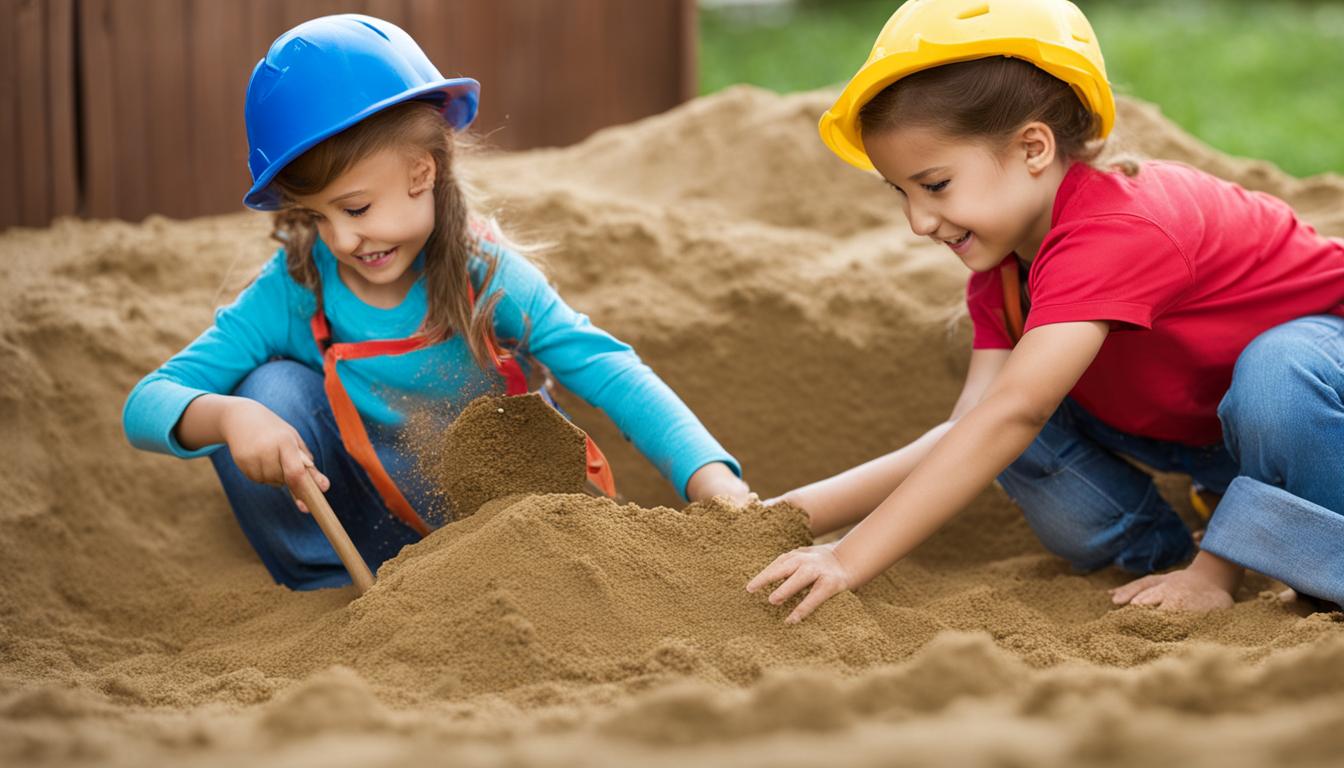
[819,0,1115,171]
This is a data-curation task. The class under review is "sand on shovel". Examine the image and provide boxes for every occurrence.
[415,393,589,519]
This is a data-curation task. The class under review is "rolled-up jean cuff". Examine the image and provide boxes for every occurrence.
[1200,476,1344,605]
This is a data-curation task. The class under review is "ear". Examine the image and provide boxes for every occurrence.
[407,152,436,197]
[1017,121,1058,176]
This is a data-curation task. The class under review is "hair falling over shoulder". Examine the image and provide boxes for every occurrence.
[268,100,508,373]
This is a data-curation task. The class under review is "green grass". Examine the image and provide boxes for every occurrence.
[700,0,1344,177]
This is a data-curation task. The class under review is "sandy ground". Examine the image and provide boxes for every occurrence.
[2,86,1343,767]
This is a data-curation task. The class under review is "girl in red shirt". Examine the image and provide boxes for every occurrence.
[748,0,1344,621]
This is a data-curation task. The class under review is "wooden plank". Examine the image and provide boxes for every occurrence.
[678,0,698,103]
[495,0,548,148]
[79,0,120,219]
[46,0,78,220]
[0,0,23,229]
[15,0,50,226]
[187,0,237,215]
[146,0,191,218]
[112,0,151,219]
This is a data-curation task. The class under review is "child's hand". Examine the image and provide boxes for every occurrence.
[220,399,330,512]
[746,542,854,623]
[1109,551,1242,612]
[686,461,753,504]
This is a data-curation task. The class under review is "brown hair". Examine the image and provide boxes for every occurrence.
[858,56,1138,175]
[269,100,506,371]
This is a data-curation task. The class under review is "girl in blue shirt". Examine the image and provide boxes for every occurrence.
[122,15,749,590]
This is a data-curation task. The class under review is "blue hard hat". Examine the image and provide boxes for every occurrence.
[243,14,480,210]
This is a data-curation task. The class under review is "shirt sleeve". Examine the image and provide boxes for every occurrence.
[482,247,740,500]
[1024,214,1194,333]
[966,268,1015,350]
[121,252,297,458]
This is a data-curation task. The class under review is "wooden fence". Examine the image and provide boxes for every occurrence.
[1,0,697,229]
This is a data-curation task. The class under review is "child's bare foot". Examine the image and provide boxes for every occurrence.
[1277,587,1344,616]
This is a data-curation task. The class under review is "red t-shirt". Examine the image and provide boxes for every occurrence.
[968,161,1344,445]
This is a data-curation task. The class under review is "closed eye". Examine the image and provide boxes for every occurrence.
[922,180,949,193]
[345,204,371,217]
[884,180,907,196]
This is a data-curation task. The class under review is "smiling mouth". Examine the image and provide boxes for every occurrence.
[354,247,395,263]
[942,232,971,247]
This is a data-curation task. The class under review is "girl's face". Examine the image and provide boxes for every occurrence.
[292,146,437,294]
[863,123,1066,269]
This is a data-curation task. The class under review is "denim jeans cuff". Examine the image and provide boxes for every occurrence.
[1201,476,1344,605]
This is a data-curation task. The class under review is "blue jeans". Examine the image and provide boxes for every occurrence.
[1203,315,1344,605]
[1000,315,1344,604]
[209,360,426,590]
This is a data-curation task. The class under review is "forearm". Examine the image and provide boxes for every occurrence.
[174,394,241,451]
[834,393,1047,586]
[785,420,956,536]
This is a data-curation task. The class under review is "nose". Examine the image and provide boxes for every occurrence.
[328,220,363,257]
[906,201,940,237]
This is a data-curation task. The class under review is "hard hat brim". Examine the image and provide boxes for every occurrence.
[243,77,480,211]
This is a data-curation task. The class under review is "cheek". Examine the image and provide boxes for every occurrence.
[396,193,437,241]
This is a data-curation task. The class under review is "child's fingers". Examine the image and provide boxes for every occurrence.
[768,567,816,606]
[1129,584,1167,607]
[280,442,314,491]
[297,451,330,492]
[1111,574,1162,604]
[308,466,330,492]
[295,499,310,514]
[786,578,843,624]
[746,553,798,593]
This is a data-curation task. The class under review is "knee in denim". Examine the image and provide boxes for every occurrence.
[233,360,325,424]
[1221,327,1324,454]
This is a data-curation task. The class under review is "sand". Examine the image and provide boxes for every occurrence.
[409,393,590,520]
[2,86,1343,767]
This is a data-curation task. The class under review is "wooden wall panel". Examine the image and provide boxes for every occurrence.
[64,0,696,223]
[1,0,78,230]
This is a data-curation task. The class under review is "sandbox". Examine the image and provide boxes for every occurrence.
[1,87,1342,766]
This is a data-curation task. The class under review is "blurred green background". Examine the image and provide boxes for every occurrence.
[699,0,1344,177]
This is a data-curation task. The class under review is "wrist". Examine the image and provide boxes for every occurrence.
[216,396,247,439]
[1190,550,1243,593]
[829,536,872,590]
[685,461,746,502]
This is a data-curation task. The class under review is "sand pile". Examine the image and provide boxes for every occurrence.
[2,86,1344,766]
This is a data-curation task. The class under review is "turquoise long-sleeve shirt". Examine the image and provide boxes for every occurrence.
[122,237,739,499]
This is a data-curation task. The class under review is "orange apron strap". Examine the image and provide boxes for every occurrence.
[584,437,617,497]
[490,338,530,396]
[1001,258,1025,344]
[312,314,432,537]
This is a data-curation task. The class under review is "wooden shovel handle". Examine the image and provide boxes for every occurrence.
[292,473,375,595]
